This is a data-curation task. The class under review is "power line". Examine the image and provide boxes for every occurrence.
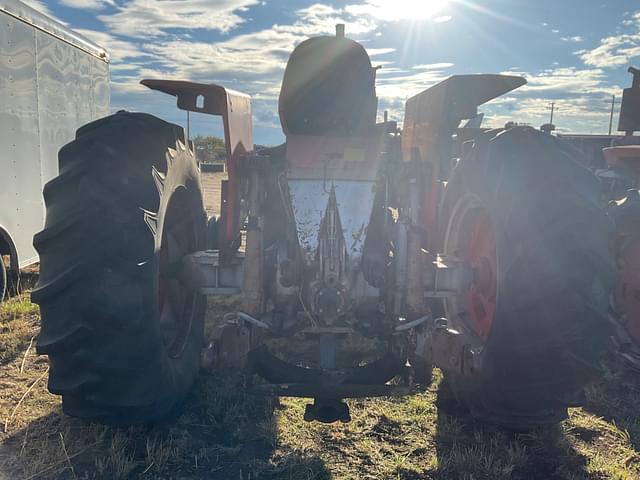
[607,94,619,135]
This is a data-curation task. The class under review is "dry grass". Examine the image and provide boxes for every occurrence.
[0,292,639,479]
[0,294,39,365]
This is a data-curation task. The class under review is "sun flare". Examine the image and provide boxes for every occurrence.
[361,0,450,21]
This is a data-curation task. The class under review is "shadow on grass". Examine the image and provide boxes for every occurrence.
[582,354,640,451]
[432,381,597,480]
[1,372,331,480]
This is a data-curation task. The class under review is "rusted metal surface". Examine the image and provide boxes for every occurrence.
[401,75,525,239]
[201,317,252,371]
[141,79,254,258]
[285,133,385,180]
[610,189,640,362]
[288,180,375,263]
[241,166,264,315]
[603,145,640,173]
[169,33,533,421]
[402,75,526,150]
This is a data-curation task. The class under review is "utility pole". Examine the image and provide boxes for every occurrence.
[548,102,555,124]
[608,94,616,135]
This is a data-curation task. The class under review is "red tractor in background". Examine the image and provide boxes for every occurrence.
[32,26,615,428]
[597,67,640,370]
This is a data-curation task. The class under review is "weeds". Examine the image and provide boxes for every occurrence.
[1,295,639,479]
[0,293,40,364]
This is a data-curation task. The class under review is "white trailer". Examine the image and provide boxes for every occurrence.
[0,0,110,299]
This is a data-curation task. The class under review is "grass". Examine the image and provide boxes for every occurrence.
[1,292,639,479]
[0,293,40,365]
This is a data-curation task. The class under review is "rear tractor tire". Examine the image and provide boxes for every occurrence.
[437,127,613,428]
[32,112,207,424]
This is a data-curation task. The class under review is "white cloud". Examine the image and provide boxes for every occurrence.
[106,3,379,131]
[374,65,617,131]
[561,35,584,43]
[512,67,616,95]
[59,0,114,9]
[376,68,449,105]
[433,15,452,23]
[481,67,621,133]
[579,34,640,67]
[20,0,55,17]
[413,63,454,70]
[367,48,396,56]
[74,29,144,62]
[578,10,640,68]
[98,0,260,37]
[346,0,449,22]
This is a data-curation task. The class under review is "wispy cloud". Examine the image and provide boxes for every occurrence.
[561,35,584,43]
[577,11,640,68]
[413,63,454,70]
[64,0,630,139]
[97,0,261,37]
[481,67,620,133]
[21,0,57,18]
[59,0,115,9]
[346,0,449,21]
[88,3,378,131]
[74,28,144,62]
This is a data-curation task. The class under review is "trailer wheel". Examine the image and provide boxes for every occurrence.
[32,112,207,424]
[438,127,613,428]
[0,256,6,302]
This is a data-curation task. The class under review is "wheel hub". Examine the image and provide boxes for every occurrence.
[444,196,497,342]
[464,210,497,340]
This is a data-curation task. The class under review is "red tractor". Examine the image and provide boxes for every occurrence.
[32,27,612,428]
[594,67,640,370]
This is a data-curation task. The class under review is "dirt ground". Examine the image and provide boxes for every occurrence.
[1,287,640,479]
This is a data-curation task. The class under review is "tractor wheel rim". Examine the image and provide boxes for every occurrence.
[616,234,640,345]
[444,195,497,342]
[462,208,497,341]
[159,187,198,358]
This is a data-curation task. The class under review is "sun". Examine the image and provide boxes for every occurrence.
[363,0,450,21]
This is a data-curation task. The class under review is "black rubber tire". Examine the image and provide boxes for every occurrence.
[0,256,6,303]
[32,112,207,425]
[437,127,613,428]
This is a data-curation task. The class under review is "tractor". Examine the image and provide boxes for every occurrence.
[32,26,613,428]
[593,67,640,371]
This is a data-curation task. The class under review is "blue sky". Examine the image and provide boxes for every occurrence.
[25,0,640,145]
